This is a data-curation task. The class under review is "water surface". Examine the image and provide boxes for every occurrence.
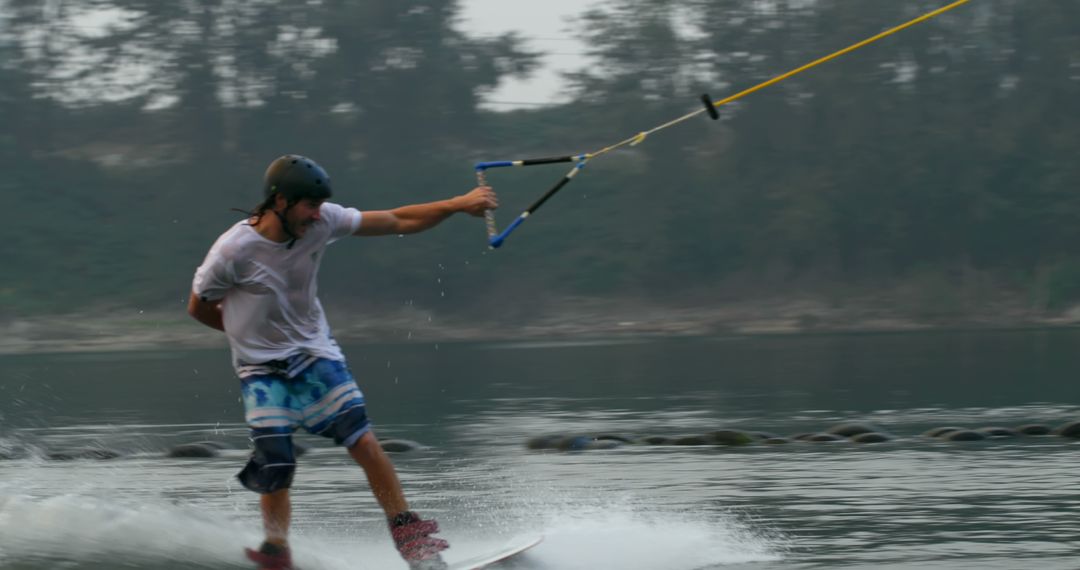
[1,330,1078,569]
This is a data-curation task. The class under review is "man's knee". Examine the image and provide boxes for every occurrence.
[238,432,297,494]
[356,430,377,444]
[331,406,371,448]
[347,430,379,454]
[348,431,394,467]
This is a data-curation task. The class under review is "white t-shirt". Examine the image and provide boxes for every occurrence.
[192,202,362,373]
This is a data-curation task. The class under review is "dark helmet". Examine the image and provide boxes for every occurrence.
[263,154,332,202]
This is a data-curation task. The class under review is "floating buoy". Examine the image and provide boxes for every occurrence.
[805,433,847,443]
[1016,424,1051,436]
[978,427,1018,438]
[827,423,882,438]
[851,432,892,444]
[1053,420,1080,438]
[707,430,754,446]
[380,439,424,453]
[167,443,222,458]
[923,426,963,438]
[47,448,123,461]
[943,430,986,442]
[673,435,710,446]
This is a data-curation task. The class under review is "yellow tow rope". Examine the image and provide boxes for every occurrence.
[586,0,972,160]
[478,0,973,248]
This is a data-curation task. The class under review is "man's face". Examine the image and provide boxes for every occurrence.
[281,197,324,238]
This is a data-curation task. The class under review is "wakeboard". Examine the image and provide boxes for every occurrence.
[447,535,543,570]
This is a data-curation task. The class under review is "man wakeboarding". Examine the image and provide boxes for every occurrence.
[188,154,497,569]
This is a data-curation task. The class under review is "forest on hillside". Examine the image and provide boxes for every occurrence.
[2,0,1078,325]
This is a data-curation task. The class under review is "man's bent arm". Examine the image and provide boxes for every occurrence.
[355,186,497,237]
[187,292,225,331]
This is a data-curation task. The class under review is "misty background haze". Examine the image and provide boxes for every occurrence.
[2,0,1079,348]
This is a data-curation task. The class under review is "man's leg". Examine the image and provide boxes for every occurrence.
[238,372,300,568]
[245,488,294,568]
[261,489,292,546]
[347,431,448,568]
[303,359,446,566]
[346,431,408,516]
[236,429,297,547]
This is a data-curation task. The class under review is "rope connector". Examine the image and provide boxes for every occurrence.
[630,132,648,146]
[701,94,719,120]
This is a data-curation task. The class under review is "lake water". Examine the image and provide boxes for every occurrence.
[1,330,1078,569]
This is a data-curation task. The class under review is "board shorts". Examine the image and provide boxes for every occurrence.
[236,357,371,494]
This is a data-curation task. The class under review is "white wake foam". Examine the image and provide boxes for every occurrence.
[528,505,784,570]
[0,493,784,569]
[0,493,259,567]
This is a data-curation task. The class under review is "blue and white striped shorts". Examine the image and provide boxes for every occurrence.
[241,358,370,444]
[237,358,370,494]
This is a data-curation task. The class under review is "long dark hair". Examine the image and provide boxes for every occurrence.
[232,194,278,225]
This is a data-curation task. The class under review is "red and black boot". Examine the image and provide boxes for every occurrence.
[389,511,449,570]
[244,541,293,570]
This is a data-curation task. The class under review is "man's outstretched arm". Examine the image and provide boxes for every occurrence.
[354,186,497,237]
[187,292,225,331]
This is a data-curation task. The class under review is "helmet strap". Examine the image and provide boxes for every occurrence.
[272,202,299,249]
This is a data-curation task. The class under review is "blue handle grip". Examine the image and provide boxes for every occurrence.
[475,161,515,171]
[488,215,527,249]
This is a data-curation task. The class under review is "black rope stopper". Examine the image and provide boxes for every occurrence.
[700,93,719,120]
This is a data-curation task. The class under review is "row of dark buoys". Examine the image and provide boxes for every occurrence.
[379,439,426,453]
[3,422,1078,459]
[162,438,424,458]
[921,424,1055,441]
[42,448,124,461]
[166,441,231,458]
[0,445,122,461]
[525,420,1080,451]
[0,438,426,461]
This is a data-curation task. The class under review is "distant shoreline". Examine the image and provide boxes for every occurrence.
[5,296,1080,355]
